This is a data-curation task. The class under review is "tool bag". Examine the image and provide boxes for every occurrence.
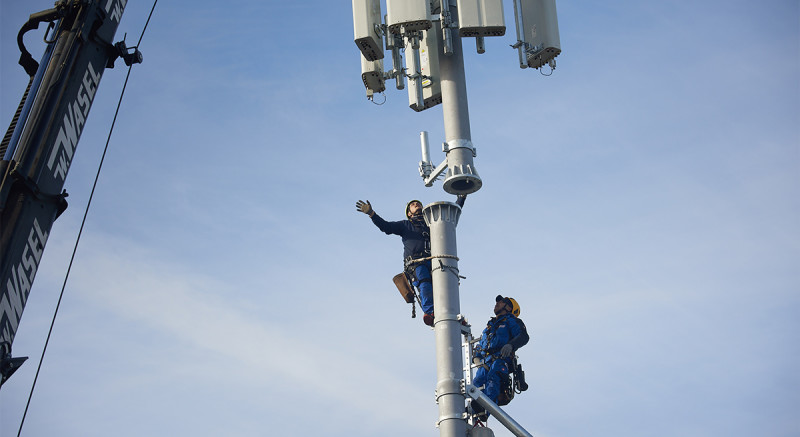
[497,358,529,406]
[392,273,416,303]
[497,372,515,406]
[392,272,419,318]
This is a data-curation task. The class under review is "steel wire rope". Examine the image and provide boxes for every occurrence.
[405,254,460,265]
[15,2,158,435]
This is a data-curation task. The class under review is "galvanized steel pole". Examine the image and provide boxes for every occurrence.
[439,0,482,196]
[427,2,478,435]
[424,202,466,437]
[440,28,471,143]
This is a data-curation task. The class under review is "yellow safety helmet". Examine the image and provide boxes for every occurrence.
[496,295,520,317]
[406,199,422,217]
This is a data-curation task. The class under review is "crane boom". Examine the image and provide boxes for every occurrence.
[0,0,136,387]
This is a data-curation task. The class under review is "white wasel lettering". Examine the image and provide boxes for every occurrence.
[1,283,24,333]
[0,218,49,345]
[31,219,49,263]
[15,260,32,298]
[110,0,127,22]
[46,61,102,181]
[77,84,92,115]
[83,64,99,101]
[50,111,77,180]
[72,99,86,134]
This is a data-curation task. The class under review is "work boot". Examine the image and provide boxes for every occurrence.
[469,401,488,422]
[423,313,435,326]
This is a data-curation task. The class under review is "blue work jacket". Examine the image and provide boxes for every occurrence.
[475,314,529,361]
[370,213,430,259]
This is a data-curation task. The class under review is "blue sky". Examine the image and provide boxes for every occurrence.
[1,1,798,436]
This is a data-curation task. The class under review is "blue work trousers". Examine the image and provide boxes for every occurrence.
[413,262,434,315]
[473,358,510,404]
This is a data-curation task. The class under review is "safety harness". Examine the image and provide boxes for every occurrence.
[474,314,530,406]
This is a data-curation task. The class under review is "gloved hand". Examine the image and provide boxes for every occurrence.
[500,344,513,358]
[356,200,373,215]
[473,357,483,366]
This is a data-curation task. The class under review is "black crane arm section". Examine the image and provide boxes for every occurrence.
[0,0,140,387]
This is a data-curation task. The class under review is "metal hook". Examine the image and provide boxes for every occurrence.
[44,21,57,44]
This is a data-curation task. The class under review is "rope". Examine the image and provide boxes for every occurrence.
[405,255,465,285]
[437,259,466,283]
[16,2,158,435]
[404,254,460,266]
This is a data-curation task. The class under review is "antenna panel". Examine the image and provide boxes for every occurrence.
[361,57,385,94]
[409,22,442,112]
[386,0,432,34]
[457,0,506,37]
[352,0,384,61]
[518,0,561,68]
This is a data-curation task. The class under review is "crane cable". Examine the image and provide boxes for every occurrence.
[16,2,158,435]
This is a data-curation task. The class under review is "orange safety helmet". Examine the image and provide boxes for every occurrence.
[496,295,521,317]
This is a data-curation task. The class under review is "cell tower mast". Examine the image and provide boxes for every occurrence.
[351,1,560,435]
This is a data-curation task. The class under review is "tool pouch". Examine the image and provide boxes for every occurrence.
[515,363,529,392]
[498,372,515,406]
[392,273,416,304]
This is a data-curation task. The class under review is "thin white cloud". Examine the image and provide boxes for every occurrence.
[63,232,433,425]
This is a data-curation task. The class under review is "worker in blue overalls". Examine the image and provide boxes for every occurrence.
[472,295,530,414]
[356,199,436,326]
